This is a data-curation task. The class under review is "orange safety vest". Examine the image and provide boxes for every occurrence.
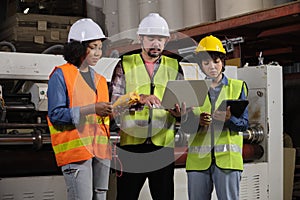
[47,63,111,166]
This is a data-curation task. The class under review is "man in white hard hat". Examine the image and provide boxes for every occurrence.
[110,13,186,200]
[47,18,112,200]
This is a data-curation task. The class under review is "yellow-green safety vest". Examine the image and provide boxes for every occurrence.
[186,78,247,171]
[120,54,180,147]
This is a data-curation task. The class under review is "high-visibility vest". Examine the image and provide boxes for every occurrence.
[120,54,179,146]
[186,78,247,171]
[47,63,111,167]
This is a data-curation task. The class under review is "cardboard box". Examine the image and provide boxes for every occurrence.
[0,13,81,43]
[284,148,296,200]
[34,35,44,44]
[226,58,241,68]
[50,31,60,41]
[37,20,47,31]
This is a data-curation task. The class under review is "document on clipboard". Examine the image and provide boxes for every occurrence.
[160,80,211,109]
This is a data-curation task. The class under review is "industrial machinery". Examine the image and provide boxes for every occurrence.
[140,64,283,200]
[0,52,67,199]
[0,51,283,200]
[237,65,283,200]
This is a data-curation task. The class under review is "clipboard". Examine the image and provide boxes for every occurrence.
[160,80,210,109]
[217,99,249,118]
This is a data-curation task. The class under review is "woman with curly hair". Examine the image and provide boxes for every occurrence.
[47,18,112,200]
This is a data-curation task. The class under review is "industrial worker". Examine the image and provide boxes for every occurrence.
[185,35,249,200]
[47,18,112,200]
[110,13,186,200]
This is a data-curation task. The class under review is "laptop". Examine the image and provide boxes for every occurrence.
[160,80,211,109]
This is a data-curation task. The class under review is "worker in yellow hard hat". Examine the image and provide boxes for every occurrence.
[110,13,186,200]
[184,35,249,200]
[195,35,227,78]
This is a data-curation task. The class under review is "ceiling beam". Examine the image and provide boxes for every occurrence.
[256,47,293,56]
[258,24,300,38]
[176,2,300,39]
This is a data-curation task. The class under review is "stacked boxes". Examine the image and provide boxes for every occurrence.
[0,13,81,45]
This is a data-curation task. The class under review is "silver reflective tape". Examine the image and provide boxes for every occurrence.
[189,144,242,154]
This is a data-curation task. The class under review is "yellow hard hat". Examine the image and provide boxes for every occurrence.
[195,35,226,54]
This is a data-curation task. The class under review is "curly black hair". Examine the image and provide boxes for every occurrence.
[63,40,90,67]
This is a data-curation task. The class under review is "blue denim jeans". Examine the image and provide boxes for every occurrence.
[187,163,241,200]
[61,158,110,200]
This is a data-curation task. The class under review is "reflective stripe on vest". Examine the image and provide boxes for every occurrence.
[49,115,110,135]
[121,54,178,146]
[120,118,174,130]
[186,78,246,171]
[188,144,242,154]
[48,63,111,166]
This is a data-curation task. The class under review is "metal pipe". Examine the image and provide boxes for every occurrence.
[42,44,64,54]
[0,123,48,129]
[175,130,190,146]
[242,124,265,144]
[4,93,31,100]
[0,134,51,146]
[5,104,35,111]
[108,130,189,146]
[0,136,34,143]
[0,131,119,146]
[0,41,16,52]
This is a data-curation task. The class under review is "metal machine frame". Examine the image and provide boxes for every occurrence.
[139,65,283,200]
[237,65,283,200]
[0,51,283,200]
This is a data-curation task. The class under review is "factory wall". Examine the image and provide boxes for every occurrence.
[100,0,292,40]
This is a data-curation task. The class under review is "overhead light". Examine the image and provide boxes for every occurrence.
[39,2,46,9]
[178,46,197,55]
[23,8,29,14]
[222,37,244,45]
[221,36,244,53]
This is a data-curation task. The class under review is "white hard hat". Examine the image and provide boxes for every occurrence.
[137,13,170,37]
[67,18,106,42]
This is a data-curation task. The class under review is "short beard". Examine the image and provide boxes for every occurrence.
[147,48,161,58]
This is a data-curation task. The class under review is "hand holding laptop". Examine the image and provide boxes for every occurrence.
[139,94,188,117]
[168,102,188,118]
[139,94,161,108]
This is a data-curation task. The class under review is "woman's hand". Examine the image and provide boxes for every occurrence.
[200,112,212,126]
[213,106,231,122]
[95,102,113,116]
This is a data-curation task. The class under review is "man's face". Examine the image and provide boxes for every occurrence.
[140,35,168,58]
